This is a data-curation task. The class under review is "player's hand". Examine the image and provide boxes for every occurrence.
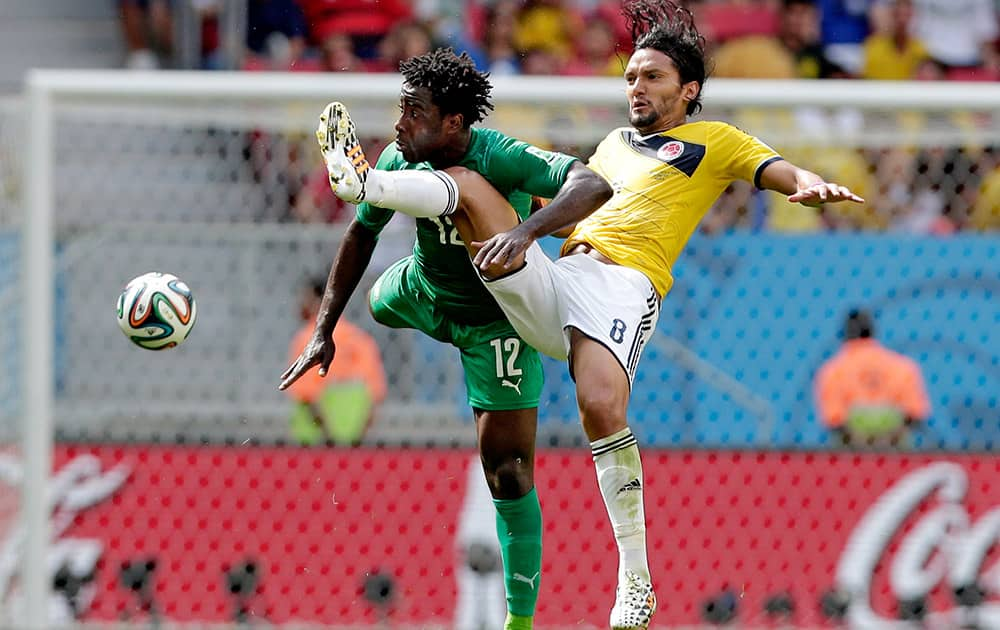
[788,182,864,207]
[278,331,336,391]
[472,223,535,272]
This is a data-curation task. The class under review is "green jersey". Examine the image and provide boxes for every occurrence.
[356,127,577,326]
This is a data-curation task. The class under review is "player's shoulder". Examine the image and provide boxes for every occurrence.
[687,119,748,138]
[472,126,519,147]
[598,126,634,147]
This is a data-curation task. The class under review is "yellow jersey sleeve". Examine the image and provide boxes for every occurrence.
[710,122,783,189]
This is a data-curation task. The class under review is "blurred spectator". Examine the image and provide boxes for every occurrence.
[371,20,435,72]
[711,1,796,78]
[563,14,624,76]
[318,32,369,71]
[910,0,999,79]
[592,0,634,52]
[284,277,387,446]
[818,0,873,76]
[697,0,781,46]
[870,147,954,235]
[299,0,412,59]
[520,47,564,75]
[970,147,1000,230]
[244,0,308,69]
[814,309,930,449]
[514,0,582,62]
[119,0,173,69]
[861,0,927,80]
[477,0,522,75]
[713,33,796,78]
[780,0,842,78]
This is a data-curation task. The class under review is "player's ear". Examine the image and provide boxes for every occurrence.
[681,80,700,105]
[443,112,464,134]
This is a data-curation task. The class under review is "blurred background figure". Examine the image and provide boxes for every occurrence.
[780,0,841,78]
[283,276,386,446]
[298,0,412,60]
[910,0,999,80]
[371,20,435,72]
[474,0,523,75]
[818,0,873,76]
[513,0,581,65]
[118,0,173,68]
[861,0,927,80]
[243,0,308,70]
[814,308,930,449]
[562,14,623,76]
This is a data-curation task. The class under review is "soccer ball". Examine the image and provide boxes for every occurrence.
[116,272,197,350]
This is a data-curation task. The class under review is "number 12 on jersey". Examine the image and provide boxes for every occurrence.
[428,216,463,246]
[490,337,522,378]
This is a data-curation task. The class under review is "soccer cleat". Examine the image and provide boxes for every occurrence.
[316,101,370,203]
[610,571,657,630]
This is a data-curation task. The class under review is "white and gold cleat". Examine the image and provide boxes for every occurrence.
[610,571,657,630]
[316,101,370,203]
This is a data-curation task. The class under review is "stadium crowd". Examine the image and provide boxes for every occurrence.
[120,0,1000,233]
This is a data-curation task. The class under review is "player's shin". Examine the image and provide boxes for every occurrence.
[494,488,542,628]
[366,169,458,218]
[591,428,650,582]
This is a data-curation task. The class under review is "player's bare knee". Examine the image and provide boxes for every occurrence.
[484,455,533,498]
[577,387,628,438]
[492,460,533,498]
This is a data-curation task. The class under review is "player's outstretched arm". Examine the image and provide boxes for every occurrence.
[279,219,378,391]
[758,159,865,207]
[473,163,612,270]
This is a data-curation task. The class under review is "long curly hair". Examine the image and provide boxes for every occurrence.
[622,0,708,115]
[399,48,494,127]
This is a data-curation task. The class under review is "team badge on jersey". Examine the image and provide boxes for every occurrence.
[624,130,706,177]
[657,141,685,162]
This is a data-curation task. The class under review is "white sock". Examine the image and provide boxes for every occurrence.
[591,427,650,583]
[366,169,459,218]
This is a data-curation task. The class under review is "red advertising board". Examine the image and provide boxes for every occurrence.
[6,446,998,627]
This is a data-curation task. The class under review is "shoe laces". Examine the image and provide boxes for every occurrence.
[617,571,650,606]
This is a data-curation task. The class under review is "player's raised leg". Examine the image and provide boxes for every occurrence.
[440,167,526,276]
[570,330,656,629]
[317,102,459,217]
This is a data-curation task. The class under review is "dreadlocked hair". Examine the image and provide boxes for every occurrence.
[399,48,494,127]
[622,0,708,115]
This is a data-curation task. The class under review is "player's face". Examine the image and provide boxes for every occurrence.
[624,48,697,133]
[394,84,449,163]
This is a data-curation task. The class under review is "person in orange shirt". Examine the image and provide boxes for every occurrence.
[284,277,387,446]
[814,309,931,448]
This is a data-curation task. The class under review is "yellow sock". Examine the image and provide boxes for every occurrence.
[505,612,533,630]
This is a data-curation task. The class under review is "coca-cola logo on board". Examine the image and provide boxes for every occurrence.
[0,454,130,625]
[835,462,1000,628]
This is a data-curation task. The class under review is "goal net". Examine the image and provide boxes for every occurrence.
[3,70,999,628]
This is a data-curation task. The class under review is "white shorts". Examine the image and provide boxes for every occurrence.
[482,242,660,384]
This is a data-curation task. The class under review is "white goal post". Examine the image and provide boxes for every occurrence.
[18,69,1000,628]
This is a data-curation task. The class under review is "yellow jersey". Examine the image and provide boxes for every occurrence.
[562,121,782,297]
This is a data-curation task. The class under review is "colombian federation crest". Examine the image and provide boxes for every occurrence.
[657,141,685,162]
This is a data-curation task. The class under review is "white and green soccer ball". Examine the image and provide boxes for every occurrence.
[116,272,197,350]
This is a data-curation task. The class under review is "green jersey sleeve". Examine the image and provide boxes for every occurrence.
[355,144,404,235]
[478,129,578,200]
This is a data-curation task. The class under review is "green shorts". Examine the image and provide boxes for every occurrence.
[369,257,542,411]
